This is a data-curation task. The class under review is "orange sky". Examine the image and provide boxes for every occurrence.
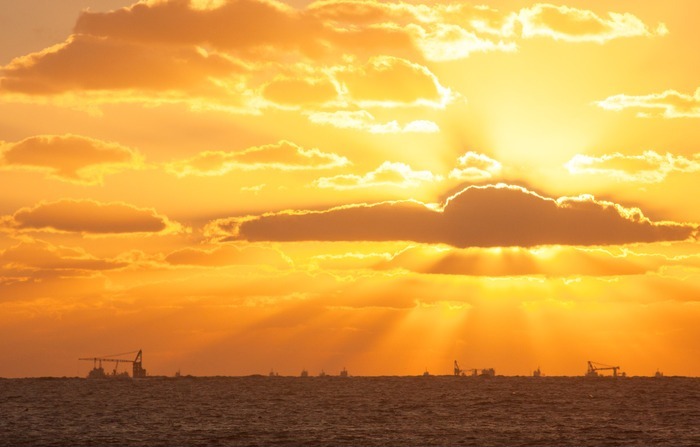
[1,0,699,378]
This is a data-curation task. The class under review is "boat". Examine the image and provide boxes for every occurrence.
[586,361,622,378]
[339,367,349,377]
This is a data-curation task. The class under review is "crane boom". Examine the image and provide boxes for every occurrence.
[78,349,147,378]
[586,360,620,377]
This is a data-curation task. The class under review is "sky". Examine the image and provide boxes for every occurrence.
[1,0,699,378]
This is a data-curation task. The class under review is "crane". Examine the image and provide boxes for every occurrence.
[79,349,147,379]
[454,361,484,377]
[586,361,621,378]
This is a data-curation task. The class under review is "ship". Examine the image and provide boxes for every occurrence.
[79,350,147,379]
[454,361,495,378]
[586,361,623,378]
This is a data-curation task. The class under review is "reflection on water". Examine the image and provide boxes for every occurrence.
[1,376,699,446]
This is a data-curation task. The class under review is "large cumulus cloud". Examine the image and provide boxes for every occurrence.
[0,0,666,107]
[213,184,696,247]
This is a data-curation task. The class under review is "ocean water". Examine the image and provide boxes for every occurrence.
[1,376,699,446]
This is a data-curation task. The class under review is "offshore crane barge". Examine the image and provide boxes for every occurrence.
[586,360,624,378]
[79,350,147,379]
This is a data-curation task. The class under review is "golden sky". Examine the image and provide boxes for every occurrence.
[1,0,699,378]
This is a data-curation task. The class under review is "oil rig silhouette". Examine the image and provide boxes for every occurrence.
[79,350,147,379]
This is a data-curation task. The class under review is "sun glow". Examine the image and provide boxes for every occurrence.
[0,0,699,378]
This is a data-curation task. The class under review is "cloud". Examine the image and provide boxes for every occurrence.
[261,56,455,110]
[314,161,442,190]
[165,244,291,268]
[408,22,517,61]
[306,110,439,133]
[375,245,664,277]
[215,184,695,247]
[517,4,667,43]
[0,134,142,184]
[167,140,349,177]
[334,56,453,107]
[0,240,126,272]
[596,88,700,118]
[310,1,516,61]
[5,199,182,234]
[1,0,664,107]
[309,1,660,57]
[449,151,502,181]
[0,34,245,98]
[566,151,700,183]
[74,0,329,57]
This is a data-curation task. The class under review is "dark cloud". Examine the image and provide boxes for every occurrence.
[8,199,180,234]
[73,0,418,60]
[74,0,327,56]
[1,33,242,95]
[0,134,140,184]
[226,185,696,247]
[0,240,126,271]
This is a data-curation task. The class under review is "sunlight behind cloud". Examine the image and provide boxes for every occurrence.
[0,0,699,380]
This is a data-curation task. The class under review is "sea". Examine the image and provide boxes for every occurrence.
[1,376,699,446]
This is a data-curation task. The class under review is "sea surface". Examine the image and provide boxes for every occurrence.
[1,376,699,446]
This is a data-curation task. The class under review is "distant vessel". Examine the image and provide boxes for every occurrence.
[533,367,542,378]
[79,350,147,379]
[423,369,430,377]
[654,370,664,378]
[269,369,279,377]
[319,370,327,377]
[340,367,349,378]
[300,369,309,377]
